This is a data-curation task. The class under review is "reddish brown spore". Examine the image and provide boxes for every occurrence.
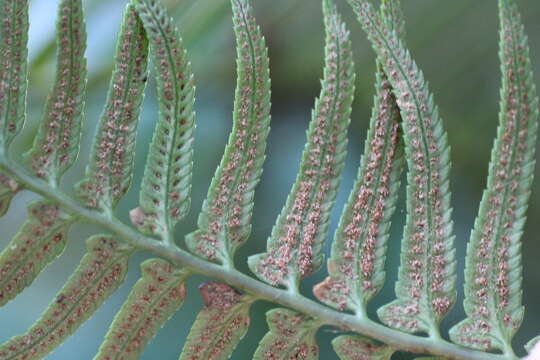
[0,236,130,360]
[256,12,353,287]
[355,2,455,322]
[193,0,270,261]
[0,0,28,146]
[0,202,70,305]
[79,6,147,209]
[97,259,185,359]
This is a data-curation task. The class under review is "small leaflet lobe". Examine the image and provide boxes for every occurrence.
[332,335,394,360]
[131,0,196,239]
[180,282,252,360]
[185,0,271,265]
[449,0,538,352]
[249,0,355,290]
[95,259,187,360]
[25,0,87,184]
[347,0,457,335]
[77,4,148,212]
[0,200,73,307]
[0,235,132,360]
[0,0,29,152]
[253,308,319,360]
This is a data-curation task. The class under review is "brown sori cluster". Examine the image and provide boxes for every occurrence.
[78,5,147,210]
[0,0,28,148]
[27,0,85,182]
[254,9,353,288]
[333,336,394,360]
[0,236,131,360]
[454,5,533,349]
[181,283,251,360]
[355,2,455,329]
[96,259,186,360]
[189,0,270,262]
[314,71,402,311]
[0,172,20,215]
[258,309,319,360]
[136,0,195,235]
[0,201,71,306]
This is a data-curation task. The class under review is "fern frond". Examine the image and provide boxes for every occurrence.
[130,0,196,241]
[0,0,29,153]
[332,335,394,360]
[0,235,132,360]
[95,259,187,360]
[0,201,73,307]
[179,282,253,360]
[347,0,456,336]
[24,0,87,186]
[0,171,20,217]
[185,0,271,265]
[76,4,148,212]
[248,0,355,290]
[253,308,320,360]
[314,0,404,313]
[449,0,538,354]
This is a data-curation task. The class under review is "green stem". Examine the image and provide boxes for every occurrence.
[0,155,517,360]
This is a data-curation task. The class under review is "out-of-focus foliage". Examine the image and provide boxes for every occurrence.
[0,0,539,359]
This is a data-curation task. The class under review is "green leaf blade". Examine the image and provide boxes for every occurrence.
[0,171,20,217]
[76,4,148,212]
[347,0,456,335]
[0,201,73,307]
[253,308,319,360]
[95,259,187,360]
[131,0,196,240]
[314,0,404,313]
[179,283,252,360]
[450,0,538,353]
[185,0,271,265]
[0,235,132,360]
[332,335,394,360]
[249,0,355,290]
[0,0,29,153]
[25,0,87,185]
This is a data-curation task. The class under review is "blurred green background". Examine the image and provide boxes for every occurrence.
[0,0,539,358]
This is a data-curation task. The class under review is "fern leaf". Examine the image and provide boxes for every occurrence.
[0,235,132,360]
[253,308,320,360]
[526,337,540,354]
[0,0,29,153]
[0,201,73,307]
[24,0,87,185]
[76,4,148,212]
[332,335,394,360]
[95,259,187,360]
[0,171,20,217]
[314,0,404,313]
[449,0,538,353]
[347,0,456,335]
[179,282,253,360]
[185,0,271,265]
[248,0,355,290]
[130,0,196,240]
